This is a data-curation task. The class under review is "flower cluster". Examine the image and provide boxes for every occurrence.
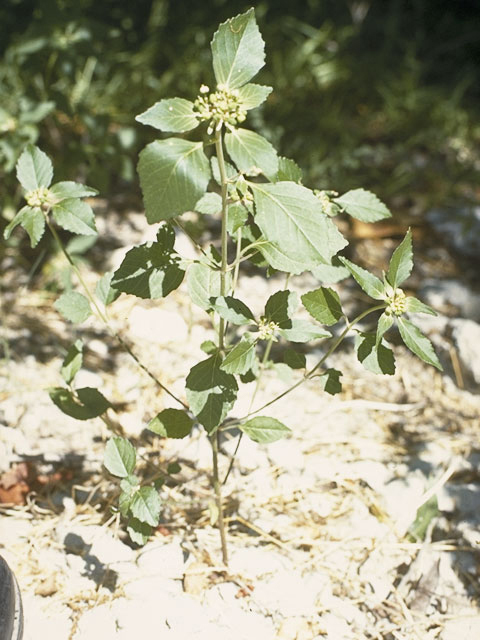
[384,287,407,316]
[257,317,279,341]
[314,190,340,217]
[25,186,57,211]
[194,84,247,134]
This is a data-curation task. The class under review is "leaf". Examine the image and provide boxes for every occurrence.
[239,416,291,443]
[138,139,211,223]
[52,198,97,236]
[301,287,343,325]
[111,227,184,299]
[127,518,151,545]
[387,229,413,289]
[397,317,443,370]
[103,437,136,477]
[225,128,278,179]
[237,83,272,110]
[54,291,92,323]
[185,354,238,432]
[200,340,218,355]
[264,290,298,327]
[280,320,332,343]
[211,8,265,89]
[95,272,121,306]
[148,408,193,439]
[227,203,249,234]
[376,312,395,347]
[274,156,303,183]
[3,206,45,247]
[49,387,111,420]
[187,262,222,310]
[252,182,348,272]
[118,491,133,517]
[338,257,385,300]
[211,296,255,325]
[211,156,237,185]
[130,486,161,527]
[195,192,222,215]
[50,181,98,200]
[283,348,306,370]
[318,368,342,395]
[61,339,83,385]
[405,296,437,316]
[220,334,257,374]
[334,189,391,222]
[355,332,396,375]
[167,462,181,474]
[16,144,53,191]
[408,495,438,542]
[311,258,350,284]
[257,239,313,275]
[136,98,199,133]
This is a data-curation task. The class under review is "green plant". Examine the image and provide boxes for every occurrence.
[5,8,442,565]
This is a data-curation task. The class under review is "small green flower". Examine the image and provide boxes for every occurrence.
[194,85,247,134]
[257,317,279,341]
[25,186,57,211]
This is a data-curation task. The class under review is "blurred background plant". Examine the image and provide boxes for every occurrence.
[1,0,479,237]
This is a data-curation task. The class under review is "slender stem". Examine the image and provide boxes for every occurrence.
[231,228,243,295]
[47,220,188,410]
[210,430,228,565]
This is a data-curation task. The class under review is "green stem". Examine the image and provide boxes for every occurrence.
[47,220,188,410]
[210,430,228,565]
[231,227,243,295]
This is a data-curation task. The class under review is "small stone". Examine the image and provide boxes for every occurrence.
[73,604,117,639]
[451,318,480,384]
[228,547,292,578]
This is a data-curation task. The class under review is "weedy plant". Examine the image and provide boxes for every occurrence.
[4,9,442,565]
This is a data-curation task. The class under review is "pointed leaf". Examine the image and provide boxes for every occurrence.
[311,258,350,284]
[4,206,46,247]
[211,156,237,185]
[334,189,391,222]
[50,181,98,200]
[257,239,312,275]
[397,317,443,370]
[355,332,396,375]
[127,518,151,545]
[225,128,278,179]
[49,386,111,420]
[148,408,193,439]
[239,416,291,443]
[237,83,272,110]
[274,156,303,183]
[52,198,97,236]
[104,437,136,478]
[211,8,265,89]
[220,334,257,374]
[211,296,255,325]
[136,98,199,133]
[227,203,249,234]
[16,144,53,191]
[61,339,83,385]
[54,291,92,323]
[283,348,306,370]
[318,368,342,395]
[187,262,222,310]
[195,192,222,215]
[376,312,394,347]
[338,257,385,300]
[301,287,343,325]
[387,229,413,288]
[138,139,210,223]
[130,486,161,527]
[264,290,298,328]
[280,320,332,343]
[405,296,437,316]
[95,271,121,306]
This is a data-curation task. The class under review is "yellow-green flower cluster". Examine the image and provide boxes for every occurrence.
[257,317,279,341]
[385,288,407,316]
[194,84,246,134]
[314,190,339,217]
[25,186,57,211]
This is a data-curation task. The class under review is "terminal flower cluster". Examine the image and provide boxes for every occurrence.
[384,286,407,316]
[257,317,279,340]
[25,186,57,211]
[194,84,247,134]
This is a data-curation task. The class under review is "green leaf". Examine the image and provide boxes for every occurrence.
[397,317,443,370]
[200,340,218,355]
[211,8,265,89]
[376,312,394,347]
[387,229,413,289]
[405,296,437,316]
[220,334,257,375]
[52,199,97,236]
[252,182,348,272]
[61,339,83,385]
[50,181,98,200]
[408,495,438,542]
[3,206,45,247]
[54,291,92,323]
[227,203,249,234]
[311,258,350,284]
[280,320,332,343]
[257,239,312,275]
[104,437,136,478]
[16,144,53,191]
[167,462,181,475]
[66,235,97,255]
[264,290,298,327]
[274,156,303,183]
[355,332,396,375]
[120,475,139,494]
[95,272,121,306]
[239,416,291,443]
[138,139,211,223]
[187,262,222,310]
[211,296,255,325]
[136,98,199,133]
[237,83,272,110]
[130,487,161,527]
[225,128,278,179]
[283,348,306,370]
[301,287,343,326]
[211,156,237,185]
[118,491,133,517]
[127,518,151,545]
[49,387,111,420]
[111,227,184,299]
[148,408,193,439]
[338,257,385,300]
[195,192,222,215]
[334,189,391,223]
[185,354,238,432]
[318,368,342,395]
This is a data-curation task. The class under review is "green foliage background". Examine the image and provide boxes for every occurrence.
[1,0,479,214]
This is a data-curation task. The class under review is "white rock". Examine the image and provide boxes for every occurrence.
[73,604,117,639]
[228,547,292,578]
[420,279,480,320]
[451,318,480,383]
[128,306,188,344]
[22,596,72,640]
[253,570,319,617]
[321,612,354,639]
[267,439,305,471]
[136,539,185,578]
[441,616,480,640]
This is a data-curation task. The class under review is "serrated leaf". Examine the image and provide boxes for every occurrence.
[225,128,278,179]
[195,192,222,215]
[264,290,298,327]
[211,8,265,89]
[54,291,92,323]
[120,475,139,493]
[130,486,161,527]
[50,181,98,200]
[311,257,350,284]
[61,339,83,385]
[274,156,303,183]
[136,98,199,133]
[405,296,437,316]
[376,312,394,347]
[138,139,210,223]
[334,188,391,222]
[185,353,238,432]
[257,239,312,275]
[301,287,343,325]
[211,296,255,325]
[338,257,385,300]
[52,198,97,236]
[49,386,111,421]
[283,348,306,370]
[127,518,151,545]
[397,317,443,370]
[227,203,249,234]
[239,416,291,443]
[211,156,237,185]
[95,271,121,306]
[16,144,53,191]
[355,332,396,375]
[148,408,193,439]
[118,491,133,517]
[200,340,218,355]
[220,334,257,374]
[237,83,272,110]
[280,319,332,343]
[104,437,136,477]
[252,182,348,272]
[387,229,413,288]
[187,262,222,310]
[3,206,45,247]
[111,227,184,299]
[318,368,342,395]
